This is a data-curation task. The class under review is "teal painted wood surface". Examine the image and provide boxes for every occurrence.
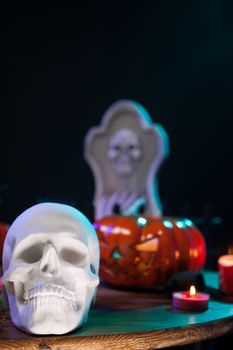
[77,301,233,336]
[74,271,233,337]
[75,301,233,336]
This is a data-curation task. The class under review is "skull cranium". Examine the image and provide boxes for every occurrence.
[2,202,99,335]
[107,128,142,176]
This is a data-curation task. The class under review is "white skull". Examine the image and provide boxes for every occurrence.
[2,202,100,335]
[107,128,142,176]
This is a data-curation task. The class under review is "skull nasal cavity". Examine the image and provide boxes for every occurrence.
[40,246,60,276]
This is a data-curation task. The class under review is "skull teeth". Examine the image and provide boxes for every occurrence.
[24,295,79,310]
[24,283,76,302]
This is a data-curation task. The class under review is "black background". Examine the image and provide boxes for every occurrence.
[0,0,233,252]
[0,2,233,348]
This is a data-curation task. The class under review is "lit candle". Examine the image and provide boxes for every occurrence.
[218,254,233,295]
[172,285,209,311]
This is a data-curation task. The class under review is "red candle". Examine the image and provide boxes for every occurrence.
[218,254,233,295]
[172,285,209,311]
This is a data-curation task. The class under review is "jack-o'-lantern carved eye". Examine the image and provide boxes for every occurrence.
[135,237,159,252]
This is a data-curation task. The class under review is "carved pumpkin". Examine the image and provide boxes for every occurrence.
[94,216,206,288]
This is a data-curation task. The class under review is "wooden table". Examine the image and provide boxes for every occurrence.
[1,271,233,349]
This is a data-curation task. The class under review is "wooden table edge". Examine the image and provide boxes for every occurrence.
[1,315,233,350]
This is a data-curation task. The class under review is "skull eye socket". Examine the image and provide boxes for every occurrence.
[17,243,44,263]
[129,144,136,150]
[60,247,87,266]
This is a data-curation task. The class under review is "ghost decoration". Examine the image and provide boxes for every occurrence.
[84,99,169,220]
[2,202,100,335]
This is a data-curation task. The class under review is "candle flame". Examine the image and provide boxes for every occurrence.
[190,285,196,296]
[228,245,233,254]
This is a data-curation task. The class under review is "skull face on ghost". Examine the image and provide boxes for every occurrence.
[107,128,143,176]
[2,203,99,335]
